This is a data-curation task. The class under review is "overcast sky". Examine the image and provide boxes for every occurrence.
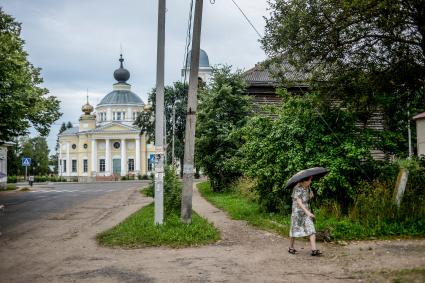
[0,0,270,152]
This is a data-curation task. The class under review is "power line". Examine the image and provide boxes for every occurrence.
[230,0,262,39]
[182,0,194,84]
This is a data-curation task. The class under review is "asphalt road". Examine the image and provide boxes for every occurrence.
[0,181,148,236]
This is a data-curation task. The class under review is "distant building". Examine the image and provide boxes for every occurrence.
[181,49,213,83]
[0,142,14,189]
[242,62,386,160]
[58,55,155,181]
[413,112,425,157]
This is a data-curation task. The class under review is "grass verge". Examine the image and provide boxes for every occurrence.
[97,203,220,248]
[197,181,425,240]
[197,181,290,236]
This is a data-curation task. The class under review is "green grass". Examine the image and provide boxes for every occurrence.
[198,181,425,240]
[97,203,220,248]
[197,181,291,236]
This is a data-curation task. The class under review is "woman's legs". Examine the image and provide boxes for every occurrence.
[289,237,295,249]
[309,233,317,250]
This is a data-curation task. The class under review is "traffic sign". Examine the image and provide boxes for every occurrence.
[22,157,31,167]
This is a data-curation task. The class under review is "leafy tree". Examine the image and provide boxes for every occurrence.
[239,90,382,213]
[0,9,61,142]
[134,82,188,175]
[262,0,425,155]
[196,66,252,191]
[21,136,50,175]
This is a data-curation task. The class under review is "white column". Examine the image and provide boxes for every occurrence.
[66,142,70,177]
[107,107,112,122]
[58,143,62,176]
[135,136,141,173]
[121,139,126,176]
[127,107,133,122]
[91,139,97,175]
[105,138,110,175]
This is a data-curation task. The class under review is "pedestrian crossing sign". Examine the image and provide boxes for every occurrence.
[22,157,31,167]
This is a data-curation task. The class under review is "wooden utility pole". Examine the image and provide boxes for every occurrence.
[154,0,166,225]
[181,0,203,224]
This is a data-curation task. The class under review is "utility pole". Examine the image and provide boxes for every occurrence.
[181,0,203,224]
[154,0,166,225]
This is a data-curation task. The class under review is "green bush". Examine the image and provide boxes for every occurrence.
[144,166,182,215]
[238,90,394,213]
[34,176,48,182]
[7,175,17,183]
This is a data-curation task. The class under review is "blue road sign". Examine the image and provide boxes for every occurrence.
[22,157,31,167]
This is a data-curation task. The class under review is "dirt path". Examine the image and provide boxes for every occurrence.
[0,183,424,282]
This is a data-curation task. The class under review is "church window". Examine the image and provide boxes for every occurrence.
[128,159,134,171]
[113,142,120,149]
[99,159,105,172]
[62,159,67,173]
[72,160,77,172]
[122,112,126,120]
[72,144,76,150]
[116,112,122,120]
[133,112,138,120]
[83,143,88,149]
[83,159,88,173]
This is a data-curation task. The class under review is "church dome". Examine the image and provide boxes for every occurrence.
[185,49,210,68]
[98,90,144,106]
[113,54,130,83]
[82,102,94,114]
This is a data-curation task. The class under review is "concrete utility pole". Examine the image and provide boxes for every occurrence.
[154,0,166,225]
[181,0,204,224]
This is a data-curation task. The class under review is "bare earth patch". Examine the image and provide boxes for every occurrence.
[0,183,424,282]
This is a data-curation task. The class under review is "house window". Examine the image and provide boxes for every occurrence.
[100,112,106,121]
[62,159,67,173]
[116,112,121,120]
[83,159,88,173]
[72,160,77,172]
[128,159,134,171]
[99,159,105,172]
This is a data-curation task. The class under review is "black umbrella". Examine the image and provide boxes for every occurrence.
[285,167,329,190]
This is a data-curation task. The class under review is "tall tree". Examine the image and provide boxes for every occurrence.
[262,0,425,154]
[134,82,188,175]
[0,8,61,142]
[196,66,252,191]
[21,136,50,176]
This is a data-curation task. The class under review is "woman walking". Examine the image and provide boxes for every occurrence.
[288,176,322,256]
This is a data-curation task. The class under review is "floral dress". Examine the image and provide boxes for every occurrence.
[289,184,316,237]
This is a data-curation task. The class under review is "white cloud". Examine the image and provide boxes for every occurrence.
[1,0,270,152]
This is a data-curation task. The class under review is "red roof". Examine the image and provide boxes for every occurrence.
[413,112,425,120]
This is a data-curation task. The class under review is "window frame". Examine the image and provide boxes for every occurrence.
[99,159,106,172]
[83,159,88,173]
[128,158,134,171]
[72,160,77,173]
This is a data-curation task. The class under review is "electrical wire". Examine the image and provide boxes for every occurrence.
[230,0,262,39]
[182,0,194,84]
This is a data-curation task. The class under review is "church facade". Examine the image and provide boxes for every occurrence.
[58,55,155,181]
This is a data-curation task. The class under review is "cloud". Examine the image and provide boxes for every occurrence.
[1,0,270,151]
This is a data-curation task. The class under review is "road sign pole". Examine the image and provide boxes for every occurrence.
[25,166,27,181]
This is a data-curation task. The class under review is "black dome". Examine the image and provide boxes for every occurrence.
[114,54,130,83]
